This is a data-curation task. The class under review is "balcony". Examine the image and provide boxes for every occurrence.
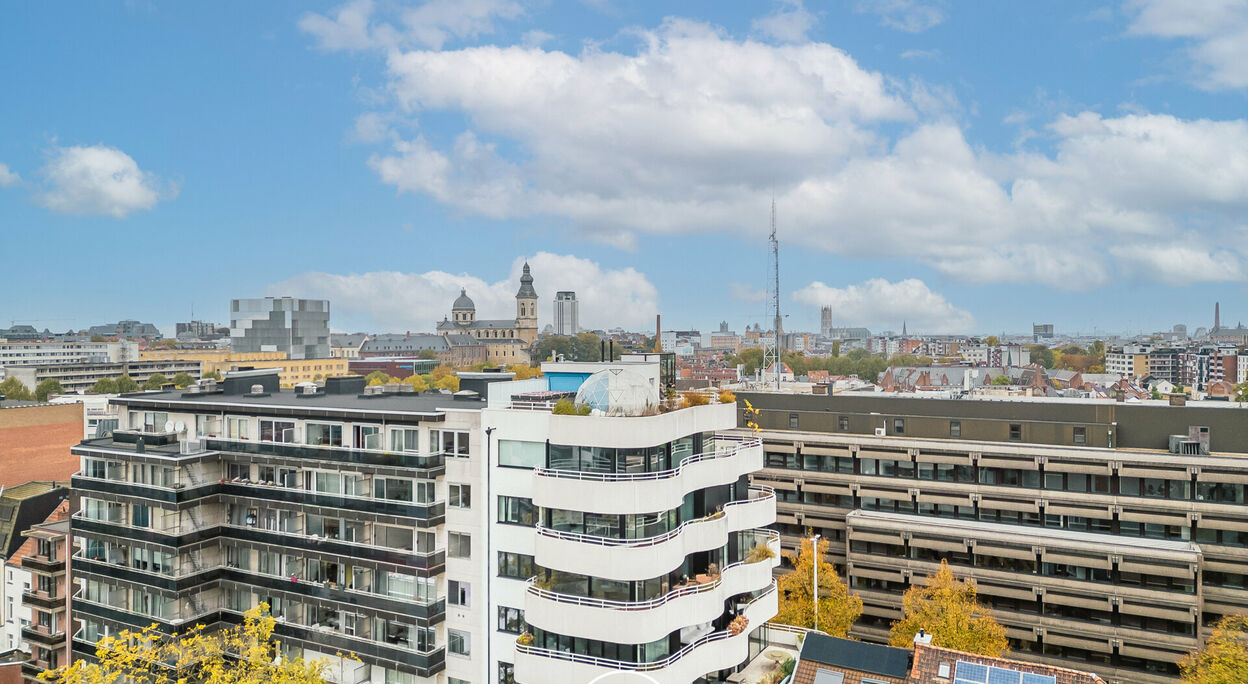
[524,530,779,643]
[515,581,777,684]
[204,438,444,476]
[532,437,762,514]
[219,482,445,525]
[22,624,66,647]
[533,487,775,581]
[22,590,63,611]
[20,554,65,574]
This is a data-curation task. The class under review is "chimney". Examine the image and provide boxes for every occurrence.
[913,628,933,646]
[406,330,410,340]
[656,314,662,352]
[1215,302,1221,330]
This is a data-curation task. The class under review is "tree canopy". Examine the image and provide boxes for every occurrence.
[172,372,195,389]
[0,376,34,401]
[115,375,139,393]
[990,375,1012,386]
[38,603,332,684]
[87,378,119,395]
[143,373,169,391]
[534,333,617,362]
[35,378,64,402]
[889,559,1008,656]
[773,536,862,637]
[1181,614,1248,683]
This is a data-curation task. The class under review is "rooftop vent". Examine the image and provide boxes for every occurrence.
[913,628,933,646]
[251,384,264,394]
[1170,426,1210,455]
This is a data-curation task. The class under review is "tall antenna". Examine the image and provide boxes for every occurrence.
[762,196,782,390]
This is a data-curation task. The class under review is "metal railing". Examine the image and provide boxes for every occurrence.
[533,436,760,483]
[515,582,777,672]
[534,486,775,548]
[205,437,444,468]
[525,530,779,611]
[509,400,557,411]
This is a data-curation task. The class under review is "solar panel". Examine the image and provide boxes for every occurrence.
[955,661,989,683]
[955,661,1054,684]
[988,668,1021,684]
[1022,675,1056,684]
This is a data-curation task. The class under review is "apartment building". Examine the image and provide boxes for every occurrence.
[0,341,137,369]
[11,505,73,682]
[485,358,779,684]
[1105,345,1180,383]
[70,369,487,684]
[4,360,201,395]
[742,392,1248,684]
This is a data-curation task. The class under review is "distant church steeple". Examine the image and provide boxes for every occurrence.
[902,320,907,337]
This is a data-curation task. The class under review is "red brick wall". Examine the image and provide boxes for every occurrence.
[0,404,83,487]
[0,661,22,684]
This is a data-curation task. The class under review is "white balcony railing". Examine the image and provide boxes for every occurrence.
[533,487,775,581]
[532,437,762,514]
[515,581,778,684]
[524,530,779,643]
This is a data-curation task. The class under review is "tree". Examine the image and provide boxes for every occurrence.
[1028,345,1055,369]
[726,347,765,377]
[983,336,999,347]
[115,375,139,393]
[364,371,391,386]
[831,340,841,358]
[89,334,106,342]
[401,374,429,392]
[417,349,437,360]
[889,559,1008,656]
[171,372,195,389]
[434,375,460,392]
[143,373,169,391]
[35,379,64,402]
[39,602,333,684]
[552,398,591,415]
[202,369,223,381]
[0,376,34,401]
[87,378,119,395]
[990,375,1011,386]
[773,537,861,637]
[1181,614,1248,683]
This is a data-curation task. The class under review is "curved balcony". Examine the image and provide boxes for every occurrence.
[533,487,775,581]
[524,531,780,644]
[515,581,778,684]
[532,437,762,515]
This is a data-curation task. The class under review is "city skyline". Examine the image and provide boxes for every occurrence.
[5,2,1248,335]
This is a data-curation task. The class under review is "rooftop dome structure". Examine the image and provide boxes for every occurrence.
[452,288,475,311]
[574,368,655,415]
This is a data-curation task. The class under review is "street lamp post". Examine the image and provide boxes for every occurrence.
[811,533,821,633]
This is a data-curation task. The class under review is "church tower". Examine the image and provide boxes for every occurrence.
[515,262,538,342]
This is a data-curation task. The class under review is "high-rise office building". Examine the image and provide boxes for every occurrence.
[230,297,330,360]
[744,392,1248,684]
[552,291,578,336]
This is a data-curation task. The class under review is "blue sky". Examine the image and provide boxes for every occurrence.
[3,0,1248,337]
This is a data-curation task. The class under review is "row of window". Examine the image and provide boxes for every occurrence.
[786,415,1085,444]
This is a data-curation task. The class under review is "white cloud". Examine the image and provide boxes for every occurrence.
[37,144,172,218]
[1110,243,1245,283]
[752,0,817,43]
[269,252,659,332]
[855,0,947,33]
[300,0,522,52]
[0,163,18,187]
[899,48,940,60]
[326,15,1248,290]
[1126,0,1248,90]
[793,278,975,333]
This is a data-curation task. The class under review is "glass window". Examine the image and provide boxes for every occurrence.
[131,504,151,528]
[374,525,413,551]
[498,496,535,526]
[500,440,543,468]
[260,420,295,443]
[307,423,342,447]
[838,415,849,431]
[448,629,470,657]
[789,413,799,429]
[449,580,470,607]
[226,417,250,439]
[893,418,904,434]
[498,552,535,580]
[389,428,419,453]
[449,483,471,508]
[949,421,961,438]
[1073,427,1087,445]
[435,430,470,457]
[1009,424,1022,441]
[449,532,471,558]
[497,606,525,634]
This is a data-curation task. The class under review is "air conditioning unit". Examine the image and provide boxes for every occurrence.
[875,427,886,437]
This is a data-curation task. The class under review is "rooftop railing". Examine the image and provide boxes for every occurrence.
[534,435,760,483]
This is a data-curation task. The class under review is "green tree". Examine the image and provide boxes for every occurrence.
[0,376,34,401]
[990,375,1011,386]
[143,373,169,391]
[984,335,999,347]
[434,375,460,392]
[35,378,64,402]
[87,378,119,395]
[831,340,841,358]
[401,374,429,392]
[773,537,861,637]
[1028,345,1055,369]
[417,349,437,360]
[202,369,223,381]
[171,372,195,388]
[114,375,139,393]
[726,347,765,376]
[1181,614,1248,683]
[89,334,106,342]
[364,371,391,386]
[39,602,333,684]
[889,559,1008,656]
[552,398,592,415]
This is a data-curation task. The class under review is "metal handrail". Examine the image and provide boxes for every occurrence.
[534,486,775,548]
[525,530,779,611]
[534,437,760,483]
[515,581,777,671]
[220,522,446,558]
[207,436,445,460]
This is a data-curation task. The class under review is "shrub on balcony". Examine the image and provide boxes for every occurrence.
[717,390,736,404]
[516,632,535,646]
[746,542,776,564]
[727,615,750,636]
[551,398,591,415]
[680,392,709,408]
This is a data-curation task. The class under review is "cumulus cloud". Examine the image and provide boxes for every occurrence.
[1126,0,1248,90]
[1110,243,1245,283]
[317,13,1248,290]
[794,278,975,333]
[0,163,18,187]
[37,144,172,218]
[855,0,947,33]
[300,0,522,51]
[752,0,817,43]
[269,252,659,332]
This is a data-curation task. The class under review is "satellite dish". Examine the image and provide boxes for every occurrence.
[174,420,186,433]
[164,420,175,433]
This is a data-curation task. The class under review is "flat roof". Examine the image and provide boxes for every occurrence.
[115,388,485,415]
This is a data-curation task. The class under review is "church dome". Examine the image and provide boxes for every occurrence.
[452,288,475,311]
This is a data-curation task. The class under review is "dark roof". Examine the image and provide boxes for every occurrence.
[453,288,475,310]
[516,262,537,298]
[113,387,484,416]
[0,482,70,560]
[799,633,912,678]
[437,319,519,331]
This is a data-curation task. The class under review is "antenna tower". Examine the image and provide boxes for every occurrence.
[762,197,782,390]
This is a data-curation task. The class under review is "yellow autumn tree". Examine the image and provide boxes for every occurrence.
[889,559,1008,657]
[773,537,861,637]
[39,603,334,684]
[1181,614,1248,683]
[401,374,429,392]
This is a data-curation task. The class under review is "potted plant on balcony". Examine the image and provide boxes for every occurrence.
[516,632,535,646]
[746,542,776,564]
[727,614,749,636]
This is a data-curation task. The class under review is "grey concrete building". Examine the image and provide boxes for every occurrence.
[230,297,330,360]
[741,392,1248,684]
